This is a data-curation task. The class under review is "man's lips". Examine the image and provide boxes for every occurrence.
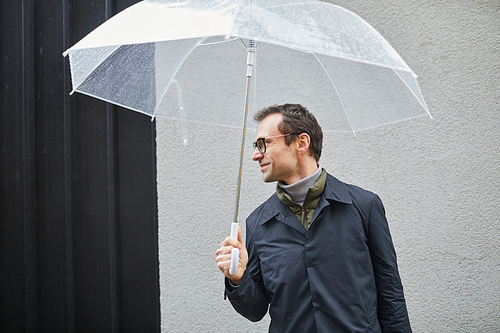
[259,163,270,172]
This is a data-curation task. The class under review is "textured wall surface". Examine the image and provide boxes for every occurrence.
[157,1,499,332]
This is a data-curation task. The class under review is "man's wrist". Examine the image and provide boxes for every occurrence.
[229,277,242,286]
[228,279,240,288]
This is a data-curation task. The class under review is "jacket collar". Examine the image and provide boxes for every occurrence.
[258,173,352,228]
[321,173,352,205]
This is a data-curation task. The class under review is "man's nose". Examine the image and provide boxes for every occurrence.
[252,148,263,161]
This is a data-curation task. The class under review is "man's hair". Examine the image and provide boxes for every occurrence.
[254,104,323,161]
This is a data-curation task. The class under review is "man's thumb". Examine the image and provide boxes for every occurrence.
[237,226,244,245]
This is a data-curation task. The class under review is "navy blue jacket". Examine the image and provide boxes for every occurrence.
[226,173,411,332]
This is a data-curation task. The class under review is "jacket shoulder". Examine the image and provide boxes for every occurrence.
[345,182,379,204]
[325,173,378,201]
[325,173,383,221]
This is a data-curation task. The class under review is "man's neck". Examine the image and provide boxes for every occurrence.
[278,165,322,206]
[283,159,319,185]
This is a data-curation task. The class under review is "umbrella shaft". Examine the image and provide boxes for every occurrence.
[234,44,256,223]
[234,75,251,223]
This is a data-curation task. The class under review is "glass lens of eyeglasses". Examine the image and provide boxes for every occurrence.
[254,138,266,154]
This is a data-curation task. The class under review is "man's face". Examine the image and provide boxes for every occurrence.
[252,114,299,184]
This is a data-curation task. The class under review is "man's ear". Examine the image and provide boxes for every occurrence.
[296,133,311,155]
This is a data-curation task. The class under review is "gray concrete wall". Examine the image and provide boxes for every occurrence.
[157,1,499,331]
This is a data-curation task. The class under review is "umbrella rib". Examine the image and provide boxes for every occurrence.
[152,37,209,119]
[254,41,270,50]
[198,36,240,47]
[72,89,153,117]
[240,39,267,50]
[311,52,356,135]
[236,37,249,50]
[170,79,189,145]
[391,69,433,119]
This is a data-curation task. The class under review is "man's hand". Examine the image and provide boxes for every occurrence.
[215,226,248,285]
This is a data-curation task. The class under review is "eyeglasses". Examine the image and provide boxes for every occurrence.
[252,133,301,154]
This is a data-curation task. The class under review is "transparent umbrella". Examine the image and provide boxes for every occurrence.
[63,0,431,274]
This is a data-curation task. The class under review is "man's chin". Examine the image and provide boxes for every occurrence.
[262,173,277,183]
[261,173,269,183]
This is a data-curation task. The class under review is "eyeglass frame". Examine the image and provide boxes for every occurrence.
[252,133,302,154]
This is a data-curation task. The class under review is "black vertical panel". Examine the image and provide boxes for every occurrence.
[116,0,160,330]
[71,0,122,331]
[33,0,77,330]
[74,98,122,331]
[118,112,159,332]
[0,0,38,331]
[1,0,159,330]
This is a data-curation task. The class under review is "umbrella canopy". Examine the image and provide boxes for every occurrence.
[63,0,431,134]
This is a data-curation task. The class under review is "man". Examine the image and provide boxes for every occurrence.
[216,104,411,332]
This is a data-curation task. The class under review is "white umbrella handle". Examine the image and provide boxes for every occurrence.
[229,222,239,276]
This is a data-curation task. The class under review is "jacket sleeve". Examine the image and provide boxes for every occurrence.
[224,221,269,322]
[368,194,412,333]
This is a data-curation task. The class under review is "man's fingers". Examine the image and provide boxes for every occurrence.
[221,236,238,246]
[216,252,232,262]
[220,236,241,250]
[217,259,230,269]
[216,245,234,256]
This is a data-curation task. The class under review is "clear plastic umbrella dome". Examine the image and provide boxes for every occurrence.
[63,0,431,134]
